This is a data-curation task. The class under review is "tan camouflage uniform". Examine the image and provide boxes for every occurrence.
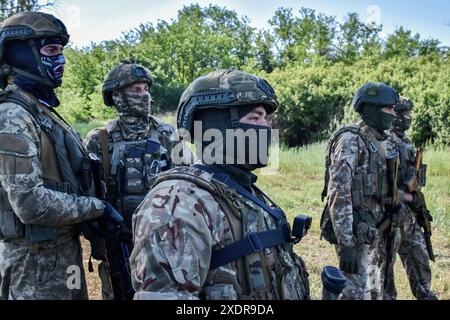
[131,166,310,300]
[326,121,398,300]
[0,86,105,300]
[384,130,437,300]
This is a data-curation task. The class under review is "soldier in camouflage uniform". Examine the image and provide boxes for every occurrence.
[131,69,311,300]
[320,82,403,300]
[84,61,177,299]
[0,12,123,300]
[384,97,437,300]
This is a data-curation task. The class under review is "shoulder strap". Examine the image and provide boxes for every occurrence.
[322,124,370,201]
[194,164,285,225]
[0,88,40,120]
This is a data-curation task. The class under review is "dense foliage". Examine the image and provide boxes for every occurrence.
[54,4,449,146]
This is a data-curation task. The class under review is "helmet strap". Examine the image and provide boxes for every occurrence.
[229,106,240,128]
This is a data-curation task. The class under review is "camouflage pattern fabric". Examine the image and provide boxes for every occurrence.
[384,130,437,300]
[130,166,310,300]
[326,122,398,300]
[0,85,105,300]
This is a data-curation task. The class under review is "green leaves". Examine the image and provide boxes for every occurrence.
[54,4,449,148]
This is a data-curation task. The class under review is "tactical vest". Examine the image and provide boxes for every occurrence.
[320,123,390,244]
[0,87,95,244]
[390,131,416,188]
[152,166,310,300]
[95,122,171,229]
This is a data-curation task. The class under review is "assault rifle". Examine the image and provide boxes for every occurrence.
[377,152,400,288]
[404,145,435,262]
[85,153,135,300]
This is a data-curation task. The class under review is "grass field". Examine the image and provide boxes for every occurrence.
[76,121,450,300]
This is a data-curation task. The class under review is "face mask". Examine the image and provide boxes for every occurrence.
[40,54,66,87]
[230,123,272,171]
[394,110,412,132]
[114,91,151,119]
[362,106,397,132]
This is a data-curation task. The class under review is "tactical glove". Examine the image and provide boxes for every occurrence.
[339,246,359,274]
[102,202,125,227]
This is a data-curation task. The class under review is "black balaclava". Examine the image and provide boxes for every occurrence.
[194,105,272,186]
[393,109,412,133]
[361,104,397,134]
[4,38,65,107]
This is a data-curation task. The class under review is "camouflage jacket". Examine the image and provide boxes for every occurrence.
[325,121,397,248]
[0,85,104,244]
[131,166,310,300]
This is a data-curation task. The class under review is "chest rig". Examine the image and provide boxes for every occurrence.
[98,123,170,228]
[320,123,390,243]
[0,87,95,243]
[391,132,416,188]
[153,165,310,300]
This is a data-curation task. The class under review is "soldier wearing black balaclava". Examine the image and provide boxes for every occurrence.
[384,97,438,300]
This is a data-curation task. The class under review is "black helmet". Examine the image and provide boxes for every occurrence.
[102,60,154,106]
[177,69,278,135]
[352,82,399,113]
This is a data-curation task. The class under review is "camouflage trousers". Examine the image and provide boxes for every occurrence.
[335,231,397,300]
[335,241,383,300]
[384,209,437,300]
[0,237,88,300]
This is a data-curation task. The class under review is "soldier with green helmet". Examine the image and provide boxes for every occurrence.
[130,69,310,300]
[384,96,438,300]
[84,60,178,299]
[0,12,123,300]
[320,82,404,299]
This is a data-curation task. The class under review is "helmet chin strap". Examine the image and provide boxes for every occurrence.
[229,106,240,128]
[10,40,58,88]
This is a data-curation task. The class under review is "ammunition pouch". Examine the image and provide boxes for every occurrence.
[322,266,346,300]
[0,186,25,241]
[353,209,379,245]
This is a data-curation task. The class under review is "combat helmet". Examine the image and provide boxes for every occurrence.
[0,12,69,87]
[352,82,399,113]
[394,96,414,113]
[102,60,154,106]
[177,69,278,136]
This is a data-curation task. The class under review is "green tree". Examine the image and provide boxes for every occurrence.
[384,26,421,58]
[0,0,53,21]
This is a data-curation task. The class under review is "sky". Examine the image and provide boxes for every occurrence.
[40,0,450,48]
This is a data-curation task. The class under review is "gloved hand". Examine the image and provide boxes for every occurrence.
[391,204,405,225]
[102,202,125,227]
[339,246,359,274]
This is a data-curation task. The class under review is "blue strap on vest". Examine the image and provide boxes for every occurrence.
[209,224,291,270]
[193,165,292,270]
[194,164,284,225]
